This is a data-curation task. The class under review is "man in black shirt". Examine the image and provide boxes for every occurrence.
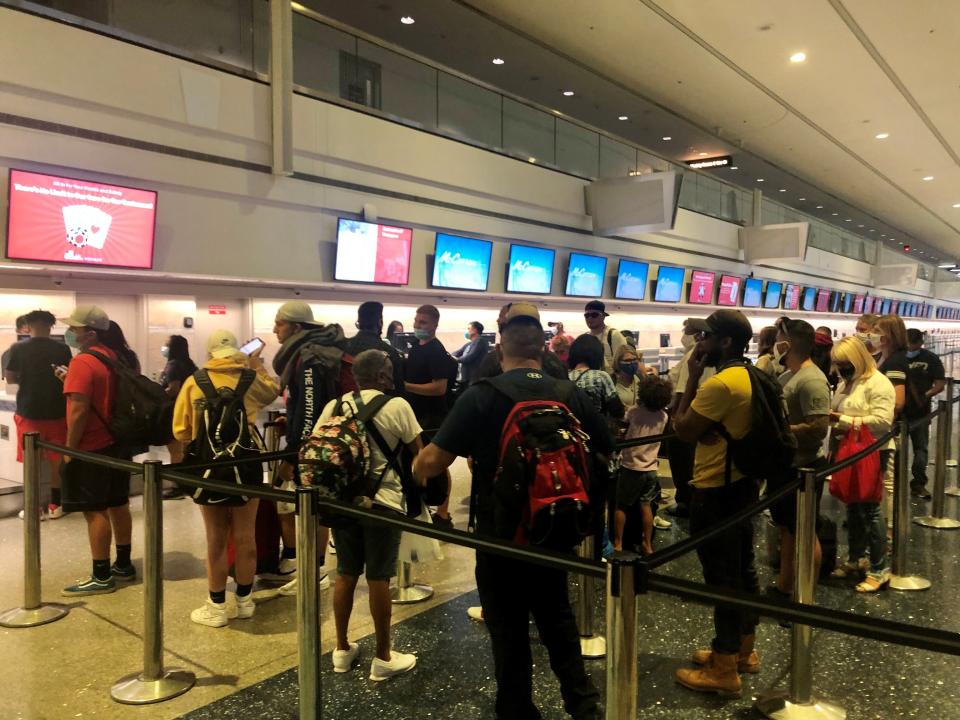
[1,315,29,376]
[5,310,73,517]
[345,301,404,392]
[904,329,946,499]
[414,302,612,720]
[404,304,456,528]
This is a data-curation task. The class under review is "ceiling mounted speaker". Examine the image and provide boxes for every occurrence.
[585,171,681,235]
[739,223,808,263]
[874,263,918,289]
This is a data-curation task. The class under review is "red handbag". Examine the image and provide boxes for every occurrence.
[829,424,883,504]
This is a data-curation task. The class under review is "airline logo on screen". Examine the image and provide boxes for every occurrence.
[510,259,549,290]
[8,170,156,268]
[568,265,602,296]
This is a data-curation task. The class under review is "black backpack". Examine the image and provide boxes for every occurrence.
[83,350,175,447]
[716,360,797,486]
[183,369,260,499]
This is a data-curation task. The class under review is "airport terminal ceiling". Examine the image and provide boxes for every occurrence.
[301,0,960,265]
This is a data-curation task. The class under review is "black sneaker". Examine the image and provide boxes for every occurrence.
[111,563,137,582]
[911,487,932,500]
[62,576,116,597]
[431,513,454,530]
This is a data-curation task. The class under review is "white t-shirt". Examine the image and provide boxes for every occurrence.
[675,348,716,392]
[316,390,422,512]
[591,326,627,373]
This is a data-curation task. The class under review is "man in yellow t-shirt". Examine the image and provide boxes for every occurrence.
[672,309,759,699]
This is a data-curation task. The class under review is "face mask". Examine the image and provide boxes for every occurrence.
[773,341,790,367]
[681,334,696,350]
[838,366,856,382]
[619,362,638,376]
[414,329,431,341]
[64,328,80,349]
[464,332,472,340]
[856,331,882,349]
[906,349,920,359]
[160,346,170,359]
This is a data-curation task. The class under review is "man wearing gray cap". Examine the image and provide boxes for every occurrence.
[672,309,761,698]
[413,302,613,720]
[272,300,347,592]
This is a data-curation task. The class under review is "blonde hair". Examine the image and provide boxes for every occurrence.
[613,344,638,367]
[873,314,907,353]
[832,336,877,380]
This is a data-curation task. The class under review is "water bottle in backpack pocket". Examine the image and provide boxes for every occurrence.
[484,375,592,550]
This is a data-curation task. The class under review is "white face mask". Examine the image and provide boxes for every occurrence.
[773,341,789,367]
[681,334,696,350]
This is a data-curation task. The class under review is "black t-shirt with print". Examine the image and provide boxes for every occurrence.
[904,349,945,419]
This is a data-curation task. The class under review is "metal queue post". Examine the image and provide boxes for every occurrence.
[0,432,69,628]
[947,379,960,497]
[944,378,957,470]
[914,400,960,530]
[576,535,606,658]
[889,422,930,591]
[755,469,846,720]
[112,461,195,704]
[296,486,322,720]
[390,559,433,604]
[605,552,639,720]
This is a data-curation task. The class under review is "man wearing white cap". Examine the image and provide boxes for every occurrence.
[58,305,135,596]
[272,300,346,592]
[173,330,279,627]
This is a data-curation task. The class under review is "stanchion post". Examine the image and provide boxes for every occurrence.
[390,559,433,604]
[297,486,322,719]
[890,423,930,590]
[112,461,195,704]
[576,536,606,658]
[756,470,845,719]
[605,552,638,720]
[915,401,960,529]
[0,433,69,628]
[945,379,956,468]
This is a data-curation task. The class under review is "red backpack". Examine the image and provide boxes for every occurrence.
[484,374,592,549]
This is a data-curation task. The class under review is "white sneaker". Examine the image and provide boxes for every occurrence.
[278,557,297,576]
[653,516,672,529]
[333,642,360,673]
[467,606,484,622]
[235,593,255,619]
[278,573,330,596]
[369,651,416,681]
[190,599,230,628]
[17,509,46,521]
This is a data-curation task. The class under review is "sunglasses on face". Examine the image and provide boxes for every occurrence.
[584,312,602,319]
[694,331,715,341]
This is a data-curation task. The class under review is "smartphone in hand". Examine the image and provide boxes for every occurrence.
[239,337,265,355]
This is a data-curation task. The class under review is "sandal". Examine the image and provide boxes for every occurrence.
[855,571,890,593]
[829,562,861,579]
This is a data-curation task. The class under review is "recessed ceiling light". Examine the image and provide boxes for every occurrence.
[881,234,887,237]
[698,152,708,157]
[779,188,787,192]
[790,51,807,63]
[757,178,765,182]
[939,263,955,269]
[816,205,824,209]
[618,115,628,120]
[492,57,505,65]
[562,90,575,96]
[527,157,537,163]
[662,136,672,141]
[729,166,739,170]
[875,133,890,139]
[858,224,864,228]
[923,175,934,181]
[845,218,852,222]
[799,197,806,201]
[400,16,415,24]
[831,212,839,216]
[869,229,875,232]
[953,203,960,208]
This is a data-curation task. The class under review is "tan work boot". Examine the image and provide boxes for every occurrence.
[691,634,760,674]
[676,652,742,698]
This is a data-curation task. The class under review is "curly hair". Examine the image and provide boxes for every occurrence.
[637,375,672,412]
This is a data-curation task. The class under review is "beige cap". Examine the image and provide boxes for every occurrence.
[503,302,542,329]
[60,304,110,331]
[207,329,239,359]
[275,300,315,325]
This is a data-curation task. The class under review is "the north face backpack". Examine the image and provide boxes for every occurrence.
[484,374,592,549]
[298,392,392,527]
[716,360,797,487]
[83,349,175,447]
[183,369,260,502]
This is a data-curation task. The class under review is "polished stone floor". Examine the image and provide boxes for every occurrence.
[2,458,959,720]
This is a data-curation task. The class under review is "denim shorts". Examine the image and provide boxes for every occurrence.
[616,468,660,510]
[332,513,403,581]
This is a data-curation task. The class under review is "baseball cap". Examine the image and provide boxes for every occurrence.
[207,329,240,359]
[584,300,608,316]
[686,309,753,346]
[275,300,315,325]
[503,302,542,329]
[60,304,110,331]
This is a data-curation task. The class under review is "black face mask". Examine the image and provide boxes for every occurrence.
[838,366,855,382]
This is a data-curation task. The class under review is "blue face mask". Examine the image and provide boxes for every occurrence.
[414,329,431,341]
[906,349,920,359]
[64,328,80,349]
[464,332,471,340]
[619,362,639,376]
[160,346,170,359]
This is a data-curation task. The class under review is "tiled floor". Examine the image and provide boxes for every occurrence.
[3,458,959,720]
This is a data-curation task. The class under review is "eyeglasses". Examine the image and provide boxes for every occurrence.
[584,312,602,319]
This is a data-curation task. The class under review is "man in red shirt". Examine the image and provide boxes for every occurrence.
[59,305,135,596]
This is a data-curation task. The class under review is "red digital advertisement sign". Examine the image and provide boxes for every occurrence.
[688,270,716,304]
[864,296,874,313]
[6,169,157,269]
[853,294,865,314]
[717,274,741,306]
[815,289,830,312]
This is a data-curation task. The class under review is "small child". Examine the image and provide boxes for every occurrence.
[614,375,672,555]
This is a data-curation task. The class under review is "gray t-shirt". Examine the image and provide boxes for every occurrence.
[780,363,831,466]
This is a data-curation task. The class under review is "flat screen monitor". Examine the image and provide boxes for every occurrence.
[815,289,830,312]
[565,252,607,297]
[432,233,493,291]
[335,218,412,285]
[843,293,854,314]
[6,168,158,269]
[717,274,741,306]
[506,244,556,295]
[864,296,874,314]
[853,294,865,314]
[764,281,783,309]
[783,283,800,310]
[882,299,892,314]
[801,287,817,312]
[829,291,842,313]
[742,278,763,308]
[654,265,685,303]
[890,300,900,315]
[614,259,650,301]
[688,270,716,305]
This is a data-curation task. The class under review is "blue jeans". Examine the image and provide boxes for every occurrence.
[846,502,888,574]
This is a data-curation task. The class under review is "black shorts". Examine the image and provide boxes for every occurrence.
[616,468,660,510]
[60,444,131,513]
[770,460,826,531]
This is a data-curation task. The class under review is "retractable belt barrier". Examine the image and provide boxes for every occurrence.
[5,399,960,720]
